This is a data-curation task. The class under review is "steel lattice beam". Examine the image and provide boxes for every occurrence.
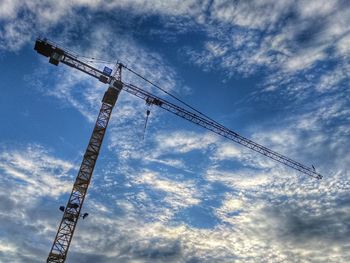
[46,84,122,262]
[121,83,322,179]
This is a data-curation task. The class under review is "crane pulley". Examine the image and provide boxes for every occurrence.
[34,38,323,263]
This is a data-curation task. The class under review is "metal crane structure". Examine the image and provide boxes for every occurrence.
[34,38,322,263]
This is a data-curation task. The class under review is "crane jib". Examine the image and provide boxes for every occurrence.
[121,83,322,180]
[34,38,323,180]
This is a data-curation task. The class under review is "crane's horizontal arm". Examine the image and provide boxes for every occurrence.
[122,83,322,180]
[34,38,322,179]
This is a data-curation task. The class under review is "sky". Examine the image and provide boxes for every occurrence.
[0,0,350,262]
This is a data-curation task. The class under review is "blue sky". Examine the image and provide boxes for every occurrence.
[0,1,350,262]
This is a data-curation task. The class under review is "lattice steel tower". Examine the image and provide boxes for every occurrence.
[35,40,124,262]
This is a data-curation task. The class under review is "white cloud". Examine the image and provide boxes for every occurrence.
[1,137,349,262]
[210,0,292,30]
[143,157,186,170]
[1,1,350,262]
[175,0,350,99]
[297,0,337,18]
[0,239,17,253]
[316,62,350,92]
[0,144,74,199]
[285,49,326,72]
[154,131,216,154]
[205,168,273,189]
[3,0,350,101]
[338,31,350,51]
[0,0,208,51]
[0,0,21,19]
[133,171,200,209]
[68,166,350,262]
[213,143,241,160]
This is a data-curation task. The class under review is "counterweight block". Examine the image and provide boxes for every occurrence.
[102,85,122,107]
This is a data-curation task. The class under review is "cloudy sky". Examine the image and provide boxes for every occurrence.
[1,0,350,262]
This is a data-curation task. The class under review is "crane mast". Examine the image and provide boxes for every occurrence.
[48,83,122,263]
[34,38,322,263]
[35,40,123,262]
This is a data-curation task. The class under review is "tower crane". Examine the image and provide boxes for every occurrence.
[34,38,322,263]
